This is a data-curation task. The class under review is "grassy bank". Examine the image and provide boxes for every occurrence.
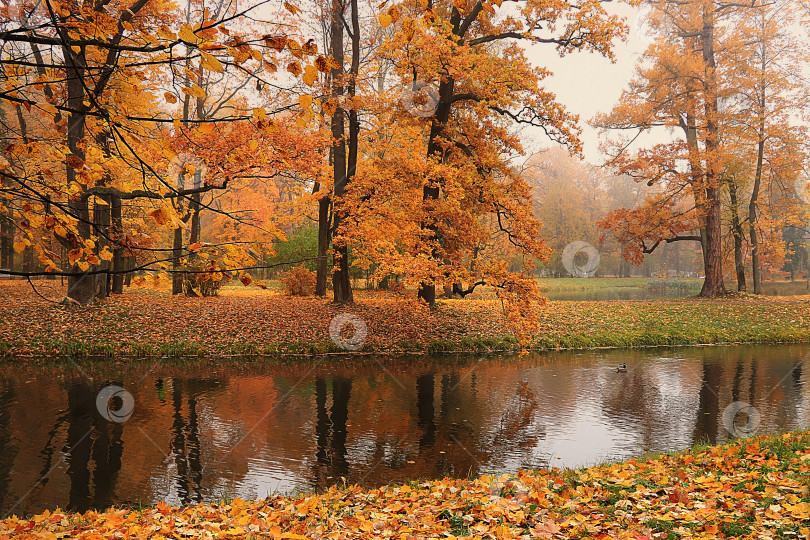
[1,280,809,360]
[3,429,809,538]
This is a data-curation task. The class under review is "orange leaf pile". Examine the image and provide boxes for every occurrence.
[2,431,810,539]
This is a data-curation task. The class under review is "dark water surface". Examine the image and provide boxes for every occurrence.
[0,344,808,516]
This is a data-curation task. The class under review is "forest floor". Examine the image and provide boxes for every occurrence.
[2,429,810,539]
[1,280,809,360]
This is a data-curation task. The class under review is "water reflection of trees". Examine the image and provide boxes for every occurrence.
[0,383,18,512]
[0,347,808,515]
[65,381,124,513]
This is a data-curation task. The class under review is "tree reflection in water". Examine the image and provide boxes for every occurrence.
[0,344,807,516]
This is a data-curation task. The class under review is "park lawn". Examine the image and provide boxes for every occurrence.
[2,429,810,539]
[535,277,695,292]
[0,280,809,360]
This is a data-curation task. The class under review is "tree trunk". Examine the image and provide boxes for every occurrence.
[110,195,124,293]
[698,2,727,298]
[0,214,13,271]
[172,227,184,295]
[329,0,354,304]
[749,41,766,295]
[749,136,764,295]
[190,192,201,245]
[64,59,99,303]
[727,180,747,292]
[93,195,112,299]
[315,190,330,296]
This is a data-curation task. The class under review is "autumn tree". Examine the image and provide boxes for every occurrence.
[597,0,734,296]
[333,0,628,332]
[0,0,321,303]
[598,0,808,296]
[372,0,629,306]
[723,0,809,293]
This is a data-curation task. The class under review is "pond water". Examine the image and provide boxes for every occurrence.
[1,344,808,516]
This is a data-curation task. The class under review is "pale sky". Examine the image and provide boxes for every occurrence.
[521,3,652,165]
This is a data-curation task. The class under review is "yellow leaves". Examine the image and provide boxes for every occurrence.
[239,272,252,286]
[253,107,266,120]
[182,84,207,99]
[314,55,331,73]
[13,239,27,254]
[379,13,393,27]
[200,51,224,73]
[264,35,287,51]
[148,206,173,227]
[99,246,114,262]
[321,98,337,117]
[299,94,313,110]
[179,24,198,44]
[157,26,176,41]
[287,61,302,77]
[66,155,85,170]
[283,1,301,15]
[303,65,318,86]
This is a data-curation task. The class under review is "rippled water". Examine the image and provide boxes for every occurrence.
[0,344,808,516]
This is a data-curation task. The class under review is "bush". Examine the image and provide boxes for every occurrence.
[182,257,227,297]
[269,225,319,274]
[280,265,316,296]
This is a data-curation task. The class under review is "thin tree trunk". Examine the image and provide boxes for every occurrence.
[110,195,124,293]
[93,195,112,299]
[172,227,184,295]
[314,180,330,296]
[749,30,766,295]
[727,179,747,292]
[749,136,764,295]
[190,193,201,245]
[0,214,13,271]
